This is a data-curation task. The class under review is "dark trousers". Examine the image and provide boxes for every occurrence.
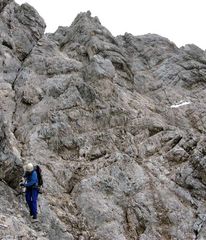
[25,188,39,218]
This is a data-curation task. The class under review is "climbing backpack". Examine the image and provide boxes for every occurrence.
[35,165,43,188]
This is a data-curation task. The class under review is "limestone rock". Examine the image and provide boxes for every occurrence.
[0,0,206,239]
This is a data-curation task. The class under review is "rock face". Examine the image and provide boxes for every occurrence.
[1,1,206,239]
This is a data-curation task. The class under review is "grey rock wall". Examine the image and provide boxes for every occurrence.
[1,1,206,239]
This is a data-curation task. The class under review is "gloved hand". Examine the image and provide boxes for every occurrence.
[19,182,25,187]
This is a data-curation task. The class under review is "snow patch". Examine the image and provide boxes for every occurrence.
[170,101,191,108]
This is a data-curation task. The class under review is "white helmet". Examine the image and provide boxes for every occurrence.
[25,163,34,172]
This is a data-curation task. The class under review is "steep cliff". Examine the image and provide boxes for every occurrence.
[1,1,206,239]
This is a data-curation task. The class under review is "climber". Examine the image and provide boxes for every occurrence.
[20,163,39,222]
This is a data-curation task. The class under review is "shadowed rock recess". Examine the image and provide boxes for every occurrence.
[1,1,206,239]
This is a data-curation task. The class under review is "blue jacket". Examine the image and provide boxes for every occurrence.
[24,170,38,188]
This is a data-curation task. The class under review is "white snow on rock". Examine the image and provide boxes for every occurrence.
[170,101,191,108]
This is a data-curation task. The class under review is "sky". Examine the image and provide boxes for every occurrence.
[15,0,206,50]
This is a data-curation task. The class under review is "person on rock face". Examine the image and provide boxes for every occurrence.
[20,163,39,222]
